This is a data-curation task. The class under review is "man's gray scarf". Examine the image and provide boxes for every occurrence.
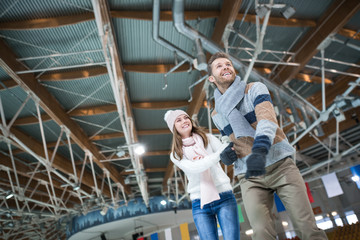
[214,76,255,138]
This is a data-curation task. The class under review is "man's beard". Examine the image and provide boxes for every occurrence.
[217,73,235,87]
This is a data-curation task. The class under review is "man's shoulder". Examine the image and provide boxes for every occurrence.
[211,108,218,117]
[245,81,268,94]
[246,81,266,88]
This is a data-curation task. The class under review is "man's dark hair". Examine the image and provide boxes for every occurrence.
[207,52,233,76]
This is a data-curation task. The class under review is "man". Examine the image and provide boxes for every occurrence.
[208,52,327,240]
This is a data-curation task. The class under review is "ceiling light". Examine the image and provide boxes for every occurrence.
[6,193,14,200]
[331,211,338,216]
[116,150,126,158]
[124,176,131,185]
[351,99,360,108]
[245,229,253,235]
[272,4,286,9]
[282,221,288,226]
[333,108,346,122]
[160,200,166,206]
[134,145,145,155]
[256,5,270,19]
[351,175,359,182]
[281,6,296,19]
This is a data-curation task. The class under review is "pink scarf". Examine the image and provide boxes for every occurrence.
[182,133,220,208]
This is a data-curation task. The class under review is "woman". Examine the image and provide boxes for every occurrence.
[164,109,240,240]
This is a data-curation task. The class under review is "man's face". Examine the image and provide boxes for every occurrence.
[208,57,236,93]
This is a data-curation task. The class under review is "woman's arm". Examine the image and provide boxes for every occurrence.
[207,134,224,152]
[170,138,227,174]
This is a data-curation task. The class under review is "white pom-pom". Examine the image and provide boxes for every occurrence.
[164,110,173,122]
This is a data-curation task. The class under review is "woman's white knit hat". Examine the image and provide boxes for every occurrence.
[164,110,189,133]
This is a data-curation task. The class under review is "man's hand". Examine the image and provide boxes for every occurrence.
[220,142,237,165]
[245,147,267,179]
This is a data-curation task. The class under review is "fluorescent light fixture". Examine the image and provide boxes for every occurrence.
[331,211,338,216]
[281,6,296,19]
[6,193,14,200]
[351,175,359,182]
[272,4,286,9]
[351,98,360,107]
[282,221,289,227]
[245,229,253,235]
[134,145,145,155]
[160,200,166,206]
[315,215,323,221]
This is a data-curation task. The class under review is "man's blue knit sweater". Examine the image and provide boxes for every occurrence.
[211,77,295,175]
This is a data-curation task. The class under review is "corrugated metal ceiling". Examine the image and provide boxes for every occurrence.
[0,0,359,238]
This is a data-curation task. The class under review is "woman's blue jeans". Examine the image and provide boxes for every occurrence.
[192,191,240,240]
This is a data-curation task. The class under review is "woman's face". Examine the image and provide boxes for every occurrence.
[174,114,192,138]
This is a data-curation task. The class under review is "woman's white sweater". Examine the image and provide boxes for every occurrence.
[170,134,233,200]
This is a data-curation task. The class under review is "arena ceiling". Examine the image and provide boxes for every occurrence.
[0,0,359,239]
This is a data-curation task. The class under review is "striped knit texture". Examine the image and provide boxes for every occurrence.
[212,81,294,174]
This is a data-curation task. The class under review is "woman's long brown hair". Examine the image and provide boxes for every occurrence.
[171,117,208,160]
